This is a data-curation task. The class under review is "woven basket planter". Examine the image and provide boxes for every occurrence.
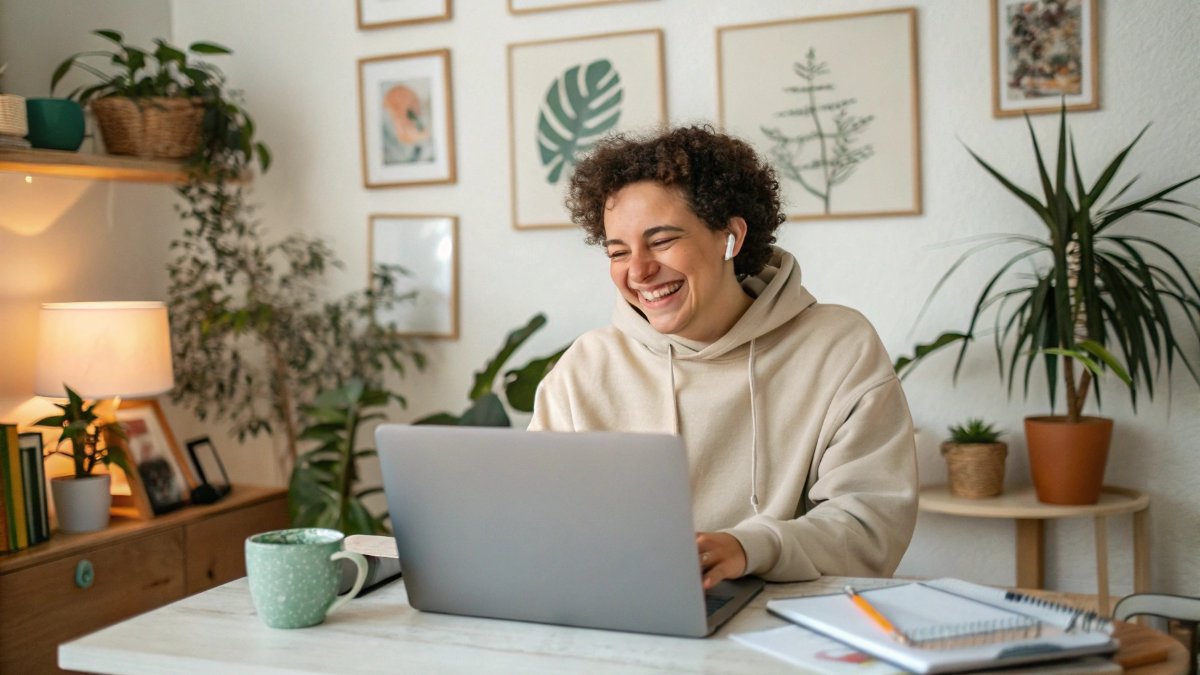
[91,96,204,159]
[941,441,1007,498]
[0,94,28,136]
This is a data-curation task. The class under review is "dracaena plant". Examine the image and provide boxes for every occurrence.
[896,105,1200,423]
[33,385,132,480]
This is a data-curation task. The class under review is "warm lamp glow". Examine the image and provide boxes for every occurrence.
[35,302,174,399]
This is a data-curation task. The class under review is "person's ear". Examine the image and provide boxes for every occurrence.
[724,217,748,261]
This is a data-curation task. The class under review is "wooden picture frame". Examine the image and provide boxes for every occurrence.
[507,29,666,229]
[717,8,922,222]
[111,400,195,519]
[508,0,651,15]
[991,0,1099,117]
[356,0,451,30]
[358,49,457,188]
[369,214,460,339]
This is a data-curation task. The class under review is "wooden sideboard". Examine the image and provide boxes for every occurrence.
[0,484,288,673]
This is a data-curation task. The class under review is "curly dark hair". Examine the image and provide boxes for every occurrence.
[566,125,784,277]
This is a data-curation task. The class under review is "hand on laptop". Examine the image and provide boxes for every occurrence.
[696,532,747,590]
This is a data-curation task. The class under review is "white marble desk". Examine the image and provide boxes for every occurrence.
[58,575,1187,674]
[59,575,898,674]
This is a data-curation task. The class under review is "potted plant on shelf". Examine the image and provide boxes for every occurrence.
[33,385,131,532]
[942,418,1006,499]
[0,63,31,147]
[896,106,1200,505]
[49,29,268,172]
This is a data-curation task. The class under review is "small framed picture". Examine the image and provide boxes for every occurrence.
[186,436,231,503]
[358,49,457,188]
[114,400,195,516]
[369,214,459,338]
[356,0,451,30]
[991,0,1099,117]
[508,0,651,15]
[508,29,666,228]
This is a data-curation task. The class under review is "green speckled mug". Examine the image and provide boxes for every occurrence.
[245,528,368,629]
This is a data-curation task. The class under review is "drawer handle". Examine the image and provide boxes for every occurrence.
[75,559,95,589]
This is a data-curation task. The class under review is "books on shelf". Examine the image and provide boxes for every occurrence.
[766,578,1117,674]
[0,425,51,552]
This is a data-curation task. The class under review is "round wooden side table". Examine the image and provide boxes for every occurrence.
[919,485,1150,613]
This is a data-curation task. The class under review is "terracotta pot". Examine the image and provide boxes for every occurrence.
[1025,416,1112,505]
[50,473,112,533]
[941,442,1007,498]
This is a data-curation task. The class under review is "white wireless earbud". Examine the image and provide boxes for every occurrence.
[723,233,736,261]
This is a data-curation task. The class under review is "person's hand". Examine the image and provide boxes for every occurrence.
[695,532,747,590]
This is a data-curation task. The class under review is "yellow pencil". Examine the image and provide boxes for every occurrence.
[844,585,912,645]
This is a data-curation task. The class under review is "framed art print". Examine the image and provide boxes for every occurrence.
[369,214,459,338]
[359,49,457,188]
[991,0,1099,117]
[717,8,921,221]
[356,0,451,30]
[508,0,652,15]
[113,400,195,517]
[508,29,665,229]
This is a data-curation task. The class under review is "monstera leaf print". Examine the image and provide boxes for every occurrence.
[537,59,623,185]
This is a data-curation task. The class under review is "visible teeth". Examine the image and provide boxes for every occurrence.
[640,282,682,301]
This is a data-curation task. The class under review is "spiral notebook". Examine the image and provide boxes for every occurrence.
[767,578,1117,674]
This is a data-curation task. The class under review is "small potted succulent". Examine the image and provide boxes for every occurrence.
[941,418,1006,499]
[34,385,130,532]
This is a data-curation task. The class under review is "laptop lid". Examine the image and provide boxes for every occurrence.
[376,425,760,637]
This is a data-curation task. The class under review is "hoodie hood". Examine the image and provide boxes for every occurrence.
[611,246,817,358]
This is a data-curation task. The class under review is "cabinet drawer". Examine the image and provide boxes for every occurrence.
[184,494,289,595]
[0,527,184,673]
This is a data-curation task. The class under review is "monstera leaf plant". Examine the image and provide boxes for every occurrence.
[896,106,1200,504]
[537,59,622,184]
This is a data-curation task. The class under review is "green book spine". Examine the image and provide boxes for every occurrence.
[1,425,19,550]
[2,425,27,550]
[0,444,8,552]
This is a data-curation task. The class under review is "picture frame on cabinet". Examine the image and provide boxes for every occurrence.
[185,436,231,504]
[357,0,451,30]
[358,49,457,188]
[991,0,1099,117]
[508,0,651,15]
[507,29,665,229]
[717,8,921,222]
[369,214,459,339]
[111,400,195,517]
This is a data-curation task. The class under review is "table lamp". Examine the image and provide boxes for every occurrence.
[35,301,174,402]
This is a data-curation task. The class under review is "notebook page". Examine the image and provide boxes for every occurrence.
[859,583,1046,641]
[923,578,1112,634]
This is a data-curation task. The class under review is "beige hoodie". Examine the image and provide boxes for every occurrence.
[529,247,917,581]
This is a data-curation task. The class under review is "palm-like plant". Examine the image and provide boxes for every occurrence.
[896,106,1200,422]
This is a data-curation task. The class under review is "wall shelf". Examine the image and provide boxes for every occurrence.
[0,147,190,183]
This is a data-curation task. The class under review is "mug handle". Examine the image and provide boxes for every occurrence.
[326,550,369,616]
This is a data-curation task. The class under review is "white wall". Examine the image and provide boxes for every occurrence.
[2,0,1196,596]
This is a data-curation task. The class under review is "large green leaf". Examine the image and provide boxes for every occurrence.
[458,393,511,427]
[536,59,623,185]
[470,314,546,401]
[504,345,569,412]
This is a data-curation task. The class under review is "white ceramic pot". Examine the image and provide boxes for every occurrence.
[0,93,28,136]
[51,474,112,533]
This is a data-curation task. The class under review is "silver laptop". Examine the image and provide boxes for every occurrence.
[376,425,764,637]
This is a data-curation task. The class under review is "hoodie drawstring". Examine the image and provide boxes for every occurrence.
[666,344,680,435]
[748,338,761,514]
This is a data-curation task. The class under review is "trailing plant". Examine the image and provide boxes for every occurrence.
[415,314,570,427]
[50,29,269,175]
[896,105,1200,422]
[947,418,1002,444]
[760,47,874,214]
[33,385,131,479]
[289,379,392,535]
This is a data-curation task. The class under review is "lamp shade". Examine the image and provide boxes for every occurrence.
[35,301,175,399]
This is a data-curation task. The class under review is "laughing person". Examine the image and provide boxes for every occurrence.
[529,126,918,588]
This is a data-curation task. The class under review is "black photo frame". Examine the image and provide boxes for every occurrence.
[185,436,231,504]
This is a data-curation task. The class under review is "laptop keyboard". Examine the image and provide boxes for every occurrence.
[705,594,733,617]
